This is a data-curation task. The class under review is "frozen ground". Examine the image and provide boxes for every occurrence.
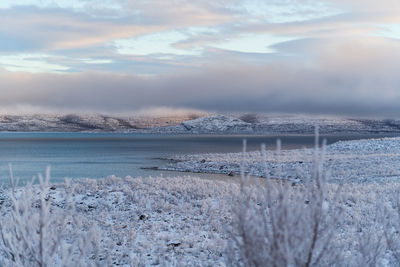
[160,137,400,183]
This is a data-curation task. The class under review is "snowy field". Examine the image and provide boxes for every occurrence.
[160,137,400,184]
[2,137,400,265]
[0,176,237,266]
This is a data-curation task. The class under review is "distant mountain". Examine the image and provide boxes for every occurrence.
[0,114,197,132]
[0,113,400,134]
[149,114,400,135]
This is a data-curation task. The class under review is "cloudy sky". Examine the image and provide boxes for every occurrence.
[0,0,399,116]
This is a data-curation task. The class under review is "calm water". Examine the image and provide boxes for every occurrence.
[0,132,396,185]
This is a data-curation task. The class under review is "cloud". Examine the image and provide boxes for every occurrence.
[0,2,235,52]
[0,54,70,73]
[0,0,399,116]
[0,6,161,52]
[1,35,400,117]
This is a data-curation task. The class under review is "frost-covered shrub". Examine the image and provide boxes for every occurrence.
[228,135,345,266]
[0,167,104,266]
[384,190,400,263]
[226,132,400,266]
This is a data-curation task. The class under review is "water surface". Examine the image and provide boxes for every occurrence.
[0,132,396,185]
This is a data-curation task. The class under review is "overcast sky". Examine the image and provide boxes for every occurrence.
[0,0,399,116]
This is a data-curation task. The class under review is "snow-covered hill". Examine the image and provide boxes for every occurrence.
[0,114,196,132]
[1,113,400,134]
[150,114,400,135]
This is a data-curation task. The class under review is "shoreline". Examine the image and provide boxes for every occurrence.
[158,137,400,184]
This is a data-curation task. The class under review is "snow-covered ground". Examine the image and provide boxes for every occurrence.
[160,137,400,183]
[1,175,400,265]
[0,176,237,266]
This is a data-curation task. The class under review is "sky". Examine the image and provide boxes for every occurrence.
[0,0,399,117]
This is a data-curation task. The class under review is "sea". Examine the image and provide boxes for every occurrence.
[0,132,395,185]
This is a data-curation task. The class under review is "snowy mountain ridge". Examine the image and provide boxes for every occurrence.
[0,113,400,134]
[150,114,400,135]
[0,113,195,132]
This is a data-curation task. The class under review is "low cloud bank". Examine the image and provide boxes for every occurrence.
[0,37,399,117]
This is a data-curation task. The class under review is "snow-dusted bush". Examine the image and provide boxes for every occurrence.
[225,131,400,266]
[384,190,400,263]
[228,135,347,266]
[0,167,104,266]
